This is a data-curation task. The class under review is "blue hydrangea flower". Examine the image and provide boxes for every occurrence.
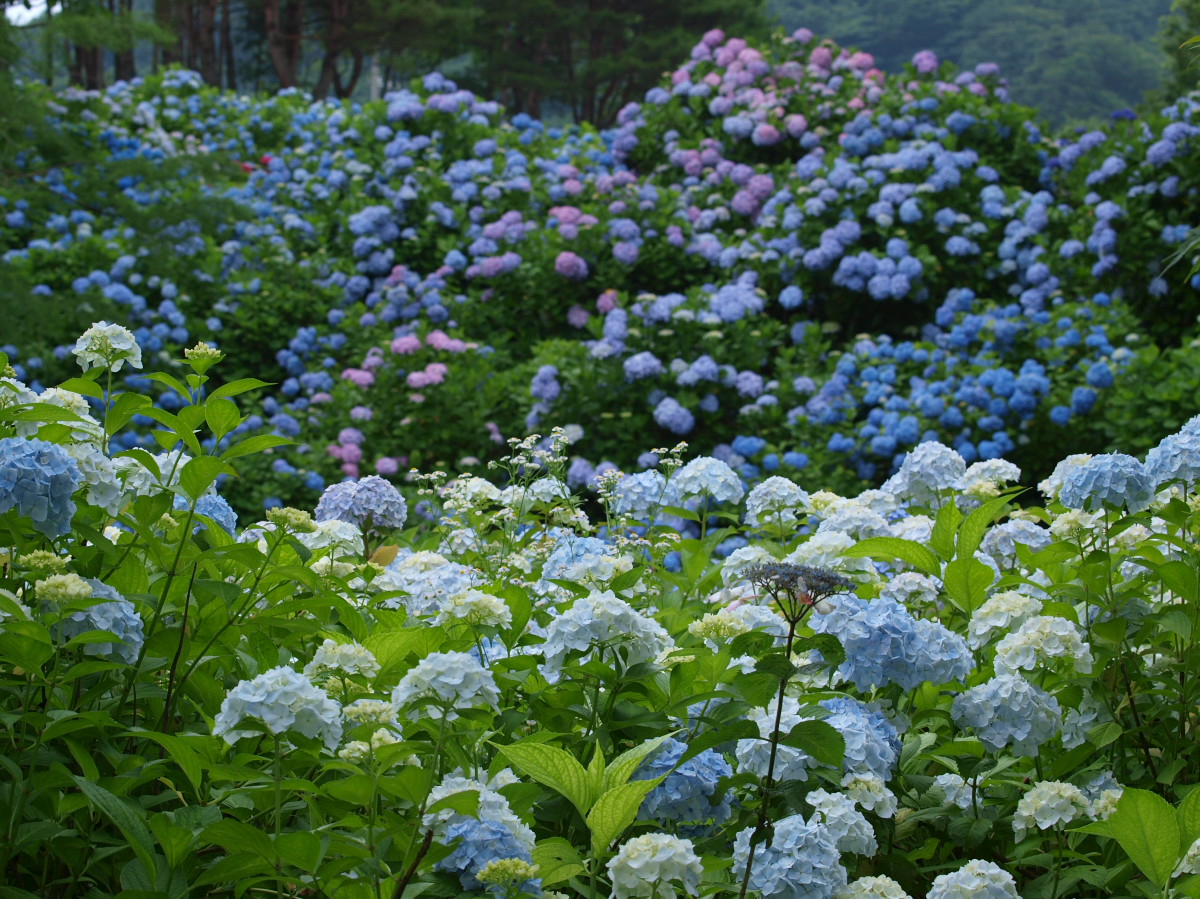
[436,818,539,891]
[56,578,144,665]
[819,697,901,780]
[733,813,847,899]
[213,666,343,750]
[1058,453,1154,513]
[175,493,238,535]
[635,737,733,828]
[1144,432,1200,489]
[0,437,82,538]
[613,469,667,519]
[315,475,407,532]
[952,674,1061,756]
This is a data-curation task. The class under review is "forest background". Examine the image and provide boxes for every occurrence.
[3,0,1200,130]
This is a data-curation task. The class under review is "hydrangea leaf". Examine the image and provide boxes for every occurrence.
[1102,788,1180,887]
[587,779,660,858]
[842,536,941,578]
[499,741,594,817]
[602,735,672,794]
[943,556,995,613]
[274,831,323,873]
[956,493,1018,560]
[73,776,158,880]
[532,837,585,887]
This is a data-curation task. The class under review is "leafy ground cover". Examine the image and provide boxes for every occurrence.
[0,327,1199,898]
[2,30,1199,515]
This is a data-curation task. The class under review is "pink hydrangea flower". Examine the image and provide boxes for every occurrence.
[342,368,375,388]
[375,457,400,476]
[390,335,421,354]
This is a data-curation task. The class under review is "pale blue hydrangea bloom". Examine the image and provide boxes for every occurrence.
[56,578,144,664]
[0,437,82,538]
[1144,431,1200,488]
[811,596,973,691]
[73,321,142,372]
[635,737,733,828]
[951,674,1061,755]
[665,456,745,506]
[66,444,124,517]
[213,666,342,751]
[1059,453,1154,513]
[993,615,1093,677]
[835,874,913,898]
[733,813,847,899]
[926,859,1020,899]
[539,590,672,683]
[736,697,816,783]
[316,474,407,532]
[391,650,500,720]
[979,519,1051,569]
[613,469,667,519]
[745,476,810,529]
[881,442,966,507]
[820,697,901,780]
[1012,780,1089,840]
[607,833,702,899]
[806,788,877,855]
[175,492,238,535]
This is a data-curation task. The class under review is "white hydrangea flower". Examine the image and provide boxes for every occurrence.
[688,603,788,650]
[302,639,380,681]
[1174,836,1200,877]
[391,650,500,720]
[967,590,1043,648]
[440,475,501,512]
[957,459,1021,498]
[213,666,342,751]
[16,387,104,444]
[807,788,877,855]
[736,696,815,782]
[783,531,877,582]
[73,321,143,372]
[745,476,810,529]
[1012,781,1089,840]
[720,544,777,586]
[607,833,702,899]
[539,590,673,684]
[1049,508,1104,540]
[342,698,399,727]
[927,860,1020,899]
[423,768,534,852]
[994,615,1093,677]
[36,572,94,605]
[836,875,913,899]
[934,773,977,811]
[434,589,513,628]
[887,513,934,544]
[62,444,124,517]
[841,773,897,818]
[665,456,744,506]
[338,728,407,763]
[299,518,365,555]
[1039,454,1093,502]
[816,502,891,540]
[880,572,942,609]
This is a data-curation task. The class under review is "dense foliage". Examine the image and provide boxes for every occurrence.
[1,327,1200,899]
[3,29,1200,516]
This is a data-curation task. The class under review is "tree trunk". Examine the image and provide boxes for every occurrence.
[113,0,137,82]
[156,0,182,68]
[334,48,363,99]
[263,0,302,89]
[196,0,220,85]
[221,0,237,89]
[312,0,348,99]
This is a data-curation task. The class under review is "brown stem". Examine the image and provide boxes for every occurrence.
[391,828,434,899]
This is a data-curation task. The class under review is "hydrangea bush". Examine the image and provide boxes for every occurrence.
[0,329,1199,898]
[3,30,1200,513]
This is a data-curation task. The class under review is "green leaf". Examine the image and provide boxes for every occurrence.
[942,556,995,614]
[587,780,659,857]
[274,831,322,872]
[1105,788,1180,887]
[609,566,645,592]
[201,818,275,862]
[929,501,963,560]
[219,433,294,462]
[73,777,157,880]
[842,536,942,577]
[208,378,271,401]
[0,621,53,671]
[957,493,1017,560]
[107,392,151,434]
[780,719,845,769]
[59,377,105,400]
[531,838,585,887]
[601,735,672,794]
[139,372,191,399]
[1178,789,1200,850]
[547,578,590,600]
[365,628,445,680]
[499,741,594,817]
[204,398,243,443]
[179,456,233,502]
[192,851,273,887]
[123,729,203,796]
[1157,560,1200,604]
[149,814,196,870]
[427,790,480,818]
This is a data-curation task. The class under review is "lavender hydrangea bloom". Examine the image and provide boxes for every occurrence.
[733,813,847,899]
[0,437,82,538]
[654,397,695,434]
[634,737,733,827]
[952,674,1061,756]
[1058,453,1154,513]
[213,666,342,751]
[315,475,407,532]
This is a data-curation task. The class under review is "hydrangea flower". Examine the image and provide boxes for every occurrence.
[967,590,1043,648]
[745,476,810,529]
[951,674,1061,755]
[926,860,1020,899]
[835,875,913,898]
[213,666,342,751]
[806,788,877,855]
[1059,453,1154,513]
[0,437,82,538]
[391,650,500,719]
[433,589,513,628]
[607,833,702,899]
[820,696,901,780]
[539,590,672,683]
[736,696,817,782]
[634,737,733,827]
[613,469,668,519]
[994,615,1093,677]
[315,475,407,533]
[73,321,142,372]
[55,578,144,665]
[1144,431,1200,488]
[1012,780,1089,840]
[882,442,966,507]
[302,639,380,681]
[666,456,744,506]
[732,813,847,899]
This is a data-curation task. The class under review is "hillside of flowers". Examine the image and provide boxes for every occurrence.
[2,29,1199,514]
[1,328,1200,899]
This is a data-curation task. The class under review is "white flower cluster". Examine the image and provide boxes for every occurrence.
[302,639,380,681]
[836,875,913,899]
[841,773,898,818]
[816,501,891,541]
[391,650,500,720]
[958,459,1022,498]
[879,572,943,610]
[687,603,787,650]
[440,475,501,513]
[539,590,673,684]
[1012,781,1090,840]
[967,590,1043,648]
[927,859,1020,899]
[807,789,878,856]
[72,321,143,372]
[342,698,399,726]
[433,589,513,628]
[744,476,809,529]
[736,696,815,782]
[606,833,702,899]
[665,456,744,506]
[213,666,342,751]
[934,773,979,811]
[994,615,1093,677]
[337,727,406,763]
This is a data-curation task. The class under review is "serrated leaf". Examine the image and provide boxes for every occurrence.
[365,628,444,679]
[1105,788,1180,887]
[842,536,941,577]
[220,433,294,461]
[609,566,644,592]
[587,780,659,857]
[930,501,963,560]
[942,556,995,613]
[956,493,1017,560]
[209,378,272,401]
[532,838,585,887]
[499,742,594,817]
[73,777,157,879]
[59,377,105,399]
[602,735,672,794]
[204,398,243,442]
[1179,789,1200,850]
[275,831,322,872]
